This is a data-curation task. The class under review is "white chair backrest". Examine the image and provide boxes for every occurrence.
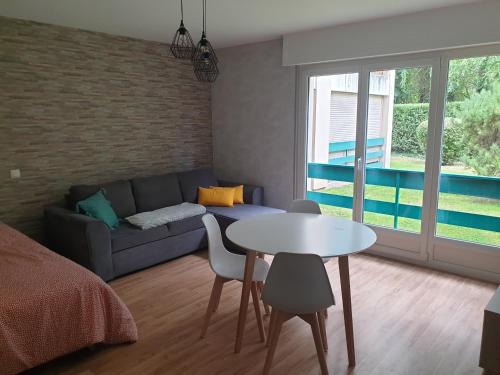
[202,214,228,274]
[262,252,335,314]
[288,199,322,214]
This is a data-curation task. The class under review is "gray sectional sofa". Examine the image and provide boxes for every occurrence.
[45,168,283,281]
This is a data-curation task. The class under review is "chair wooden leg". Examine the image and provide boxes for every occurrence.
[256,253,270,315]
[323,308,328,319]
[263,310,286,375]
[235,250,257,353]
[266,307,277,347]
[200,275,225,338]
[251,282,266,342]
[257,281,270,315]
[309,313,329,375]
[212,276,225,313]
[317,311,328,352]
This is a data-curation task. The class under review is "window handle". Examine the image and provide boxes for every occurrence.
[357,157,363,171]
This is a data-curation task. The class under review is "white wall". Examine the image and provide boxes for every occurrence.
[283,0,500,66]
[211,39,296,209]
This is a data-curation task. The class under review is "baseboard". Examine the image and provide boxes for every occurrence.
[367,246,500,284]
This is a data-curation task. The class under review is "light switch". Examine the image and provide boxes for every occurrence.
[10,169,21,179]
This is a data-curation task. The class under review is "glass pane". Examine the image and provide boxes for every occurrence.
[435,55,500,247]
[363,66,432,233]
[306,74,359,219]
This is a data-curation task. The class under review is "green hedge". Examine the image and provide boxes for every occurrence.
[392,102,462,155]
[416,118,463,165]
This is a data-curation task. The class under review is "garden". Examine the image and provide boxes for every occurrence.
[320,56,499,246]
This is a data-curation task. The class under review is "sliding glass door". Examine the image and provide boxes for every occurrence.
[306,72,359,221]
[298,46,500,279]
[363,65,432,234]
[434,55,499,248]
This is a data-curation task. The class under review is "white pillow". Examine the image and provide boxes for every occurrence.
[125,202,206,230]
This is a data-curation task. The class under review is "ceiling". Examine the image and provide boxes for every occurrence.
[0,0,481,48]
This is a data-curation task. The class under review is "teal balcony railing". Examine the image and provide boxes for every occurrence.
[307,163,500,233]
[329,138,384,167]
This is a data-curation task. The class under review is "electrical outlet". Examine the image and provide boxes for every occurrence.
[10,169,21,179]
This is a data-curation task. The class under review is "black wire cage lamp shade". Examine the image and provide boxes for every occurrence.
[192,0,219,82]
[192,32,219,82]
[170,0,195,59]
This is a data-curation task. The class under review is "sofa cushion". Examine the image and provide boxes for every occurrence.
[198,187,234,207]
[69,184,99,209]
[131,173,183,213]
[69,180,136,218]
[111,222,170,252]
[206,204,284,222]
[167,214,204,237]
[76,190,120,229]
[101,180,137,218]
[177,168,218,203]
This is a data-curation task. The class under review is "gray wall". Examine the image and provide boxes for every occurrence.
[211,39,296,209]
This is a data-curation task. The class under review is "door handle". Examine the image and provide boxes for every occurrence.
[356,157,363,171]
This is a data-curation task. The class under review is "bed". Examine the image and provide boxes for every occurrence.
[0,223,138,374]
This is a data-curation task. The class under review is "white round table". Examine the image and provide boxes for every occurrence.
[226,213,376,366]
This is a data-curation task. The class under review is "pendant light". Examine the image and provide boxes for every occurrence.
[170,0,195,59]
[192,0,219,82]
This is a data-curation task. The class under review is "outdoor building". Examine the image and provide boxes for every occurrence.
[308,71,395,191]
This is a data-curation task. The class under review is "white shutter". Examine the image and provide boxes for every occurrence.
[367,95,383,139]
[329,92,384,142]
[329,92,357,142]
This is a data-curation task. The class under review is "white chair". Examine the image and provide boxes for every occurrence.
[262,252,335,375]
[288,200,331,265]
[200,214,269,341]
[288,199,322,215]
[288,199,331,318]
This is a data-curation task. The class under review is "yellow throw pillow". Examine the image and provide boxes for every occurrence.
[198,187,235,207]
[209,185,244,204]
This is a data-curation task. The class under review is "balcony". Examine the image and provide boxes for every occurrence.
[307,162,500,247]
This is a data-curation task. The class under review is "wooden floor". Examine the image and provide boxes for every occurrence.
[30,251,496,375]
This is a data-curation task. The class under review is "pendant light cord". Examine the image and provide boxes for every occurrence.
[180,0,184,21]
[203,0,206,34]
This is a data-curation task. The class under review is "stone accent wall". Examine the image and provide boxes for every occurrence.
[0,17,212,240]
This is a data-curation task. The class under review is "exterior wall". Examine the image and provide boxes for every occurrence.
[0,17,212,239]
[211,39,296,209]
[329,92,384,142]
[308,72,393,173]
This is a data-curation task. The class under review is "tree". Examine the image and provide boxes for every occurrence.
[447,56,500,102]
[394,56,499,104]
[394,67,431,104]
[459,83,500,176]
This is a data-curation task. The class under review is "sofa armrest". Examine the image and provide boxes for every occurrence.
[218,180,264,206]
[44,206,114,281]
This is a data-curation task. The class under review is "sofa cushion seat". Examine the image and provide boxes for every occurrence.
[167,214,204,237]
[206,204,284,222]
[111,223,170,253]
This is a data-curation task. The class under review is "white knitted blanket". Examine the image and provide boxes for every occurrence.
[125,202,206,230]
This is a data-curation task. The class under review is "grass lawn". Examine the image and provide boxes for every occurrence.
[389,154,477,175]
[315,154,499,247]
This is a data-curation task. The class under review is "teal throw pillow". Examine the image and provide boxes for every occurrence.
[75,190,119,229]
